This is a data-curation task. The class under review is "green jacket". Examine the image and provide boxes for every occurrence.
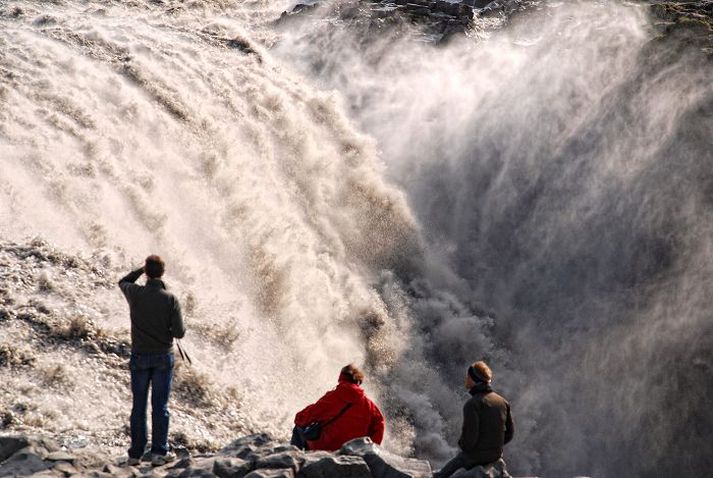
[458,382,514,465]
[119,268,185,353]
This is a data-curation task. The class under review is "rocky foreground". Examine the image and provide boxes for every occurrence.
[0,434,520,478]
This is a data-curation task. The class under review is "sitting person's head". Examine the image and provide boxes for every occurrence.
[145,255,165,279]
[465,360,492,388]
[340,364,365,385]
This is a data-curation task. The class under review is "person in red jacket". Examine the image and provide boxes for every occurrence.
[291,364,385,451]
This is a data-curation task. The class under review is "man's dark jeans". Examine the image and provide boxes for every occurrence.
[129,352,174,459]
[434,452,482,478]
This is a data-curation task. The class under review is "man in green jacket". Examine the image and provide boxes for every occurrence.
[119,255,185,467]
[434,361,514,478]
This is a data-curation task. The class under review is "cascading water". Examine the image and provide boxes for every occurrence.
[0,0,431,455]
[1,0,712,477]
[273,1,713,477]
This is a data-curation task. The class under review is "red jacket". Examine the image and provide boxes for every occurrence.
[294,376,385,451]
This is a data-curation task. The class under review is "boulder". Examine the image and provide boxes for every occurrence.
[339,438,432,478]
[450,459,511,478]
[46,450,77,462]
[223,434,272,451]
[467,0,494,8]
[255,450,304,473]
[0,434,60,461]
[245,468,295,478]
[52,460,79,476]
[168,464,219,478]
[0,435,30,462]
[404,4,431,16]
[213,457,253,478]
[0,449,53,476]
[220,434,271,461]
[298,454,372,478]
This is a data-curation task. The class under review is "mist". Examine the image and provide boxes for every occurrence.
[274,1,713,476]
[1,0,712,476]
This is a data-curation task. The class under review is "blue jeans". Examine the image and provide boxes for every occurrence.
[128,352,174,458]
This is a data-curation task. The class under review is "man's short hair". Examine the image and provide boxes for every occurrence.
[145,255,165,278]
[341,364,365,385]
[471,361,493,383]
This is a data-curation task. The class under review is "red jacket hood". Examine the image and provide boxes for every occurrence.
[337,376,365,399]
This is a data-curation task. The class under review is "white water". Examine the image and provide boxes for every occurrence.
[0,0,429,454]
[274,1,713,476]
[2,0,713,477]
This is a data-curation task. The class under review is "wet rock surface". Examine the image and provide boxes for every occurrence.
[278,0,713,51]
[277,0,542,43]
[0,435,433,478]
[649,1,713,54]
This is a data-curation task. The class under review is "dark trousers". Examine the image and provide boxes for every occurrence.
[434,452,481,478]
[128,352,174,459]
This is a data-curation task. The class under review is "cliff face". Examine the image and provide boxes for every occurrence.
[649,1,713,54]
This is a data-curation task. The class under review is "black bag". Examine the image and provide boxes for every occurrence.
[299,402,353,443]
[302,422,322,441]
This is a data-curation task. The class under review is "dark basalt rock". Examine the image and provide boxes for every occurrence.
[299,454,372,478]
[0,434,433,478]
[650,1,713,54]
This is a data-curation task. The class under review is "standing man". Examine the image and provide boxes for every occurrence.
[119,255,185,467]
[435,361,514,478]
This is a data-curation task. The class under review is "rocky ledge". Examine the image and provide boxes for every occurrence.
[276,0,540,43]
[0,434,523,478]
[649,1,713,54]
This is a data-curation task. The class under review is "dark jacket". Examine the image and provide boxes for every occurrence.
[295,375,385,451]
[119,268,185,353]
[458,382,514,465]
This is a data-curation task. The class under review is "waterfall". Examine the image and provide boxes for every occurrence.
[2,0,712,476]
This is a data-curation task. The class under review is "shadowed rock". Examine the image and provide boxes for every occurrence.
[339,437,432,478]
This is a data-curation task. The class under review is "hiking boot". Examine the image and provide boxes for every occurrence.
[151,451,176,467]
[125,457,141,466]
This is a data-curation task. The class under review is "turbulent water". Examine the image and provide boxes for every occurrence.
[1,0,712,477]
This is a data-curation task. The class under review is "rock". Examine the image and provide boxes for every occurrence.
[222,434,272,459]
[53,460,79,476]
[46,450,77,462]
[255,451,304,473]
[469,0,493,8]
[456,3,474,19]
[298,454,372,478]
[0,435,30,461]
[213,457,253,478]
[103,463,134,476]
[450,458,511,478]
[404,3,431,16]
[170,457,194,469]
[339,438,431,478]
[166,464,217,478]
[0,449,53,476]
[245,469,295,478]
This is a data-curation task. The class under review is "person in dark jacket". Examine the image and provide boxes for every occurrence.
[291,364,385,451]
[434,361,514,478]
[119,255,185,467]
